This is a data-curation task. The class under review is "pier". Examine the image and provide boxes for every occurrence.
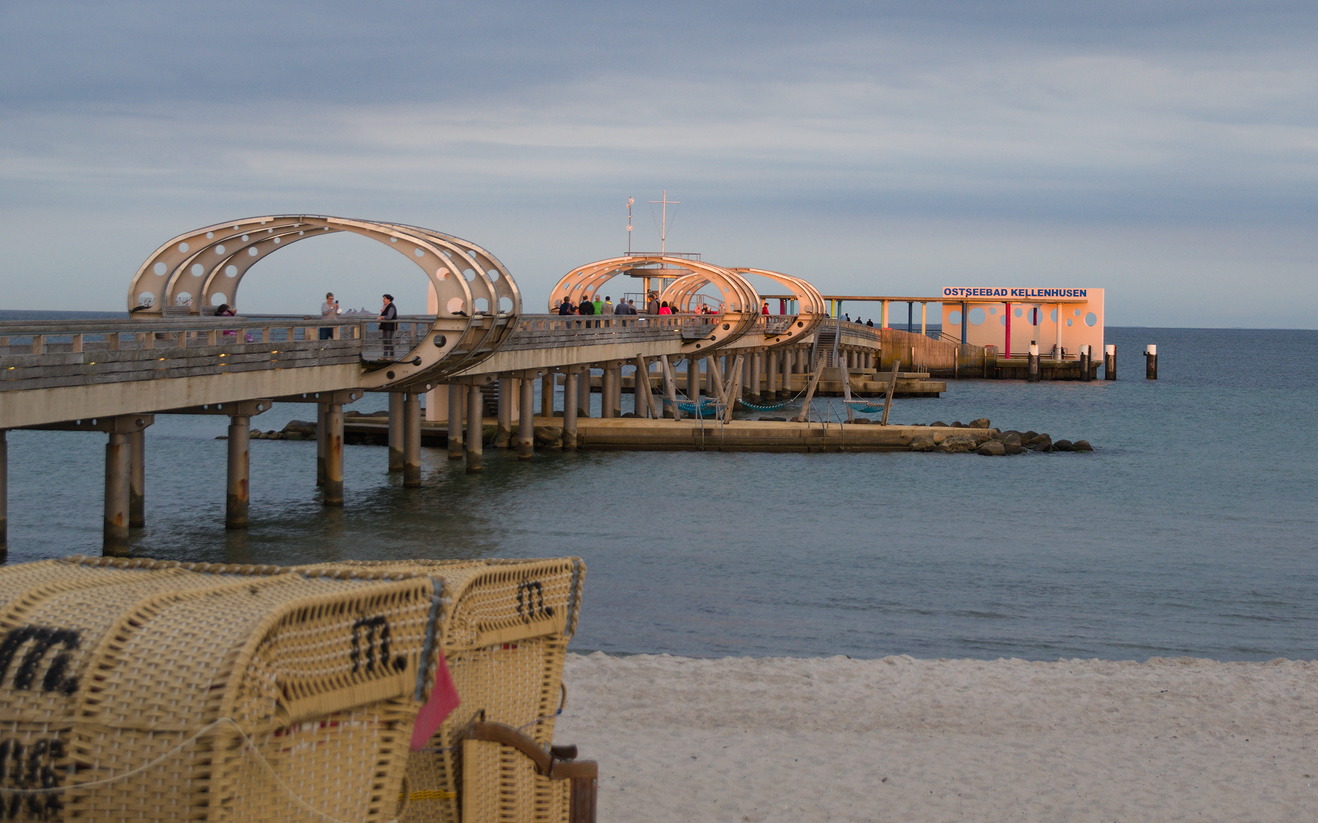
[0,214,1115,556]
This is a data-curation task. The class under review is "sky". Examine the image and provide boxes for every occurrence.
[2,1,1315,328]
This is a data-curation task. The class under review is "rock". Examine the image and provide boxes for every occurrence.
[1052,439,1074,451]
[939,434,980,453]
[850,418,871,424]
[1072,440,1094,452]
[976,440,1007,456]
[930,421,947,428]
[1025,433,1052,451]
[282,419,316,436]
[534,426,564,448]
[968,418,991,429]
[908,433,937,452]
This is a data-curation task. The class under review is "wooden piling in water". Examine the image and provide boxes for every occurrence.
[1104,344,1117,380]
[1145,344,1158,380]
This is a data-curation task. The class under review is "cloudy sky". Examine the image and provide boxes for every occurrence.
[3,1,1315,327]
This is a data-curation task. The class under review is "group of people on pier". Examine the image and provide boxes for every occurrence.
[557,292,726,322]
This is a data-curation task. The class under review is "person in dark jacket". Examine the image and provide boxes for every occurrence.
[378,293,398,357]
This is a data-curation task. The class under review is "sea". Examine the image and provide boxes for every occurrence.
[3,313,1316,662]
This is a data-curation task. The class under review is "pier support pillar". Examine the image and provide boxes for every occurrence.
[1145,344,1158,380]
[577,368,592,417]
[105,430,133,554]
[601,365,616,419]
[311,393,353,505]
[403,393,422,486]
[562,371,580,450]
[447,384,466,459]
[322,400,345,506]
[518,372,536,459]
[609,361,624,417]
[751,351,764,402]
[540,373,555,417]
[1079,345,1091,382]
[1105,344,1117,380]
[388,392,405,473]
[687,357,701,411]
[1028,342,1040,382]
[496,376,514,448]
[466,381,485,473]
[129,429,146,528]
[633,356,652,418]
[223,410,254,531]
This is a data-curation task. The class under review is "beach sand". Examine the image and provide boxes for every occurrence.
[553,653,1316,822]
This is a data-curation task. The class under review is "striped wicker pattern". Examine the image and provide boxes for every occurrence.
[299,559,586,823]
[0,557,438,822]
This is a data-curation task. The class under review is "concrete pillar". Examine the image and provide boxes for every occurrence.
[316,402,328,486]
[1028,341,1040,382]
[496,376,514,448]
[0,432,8,560]
[1104,344,1117,381]
[633,357,651,418]
[783,349,795,396]
[540,373,554,417]
[577,368,592,416]
[601,366,616,419]
[562,371,579,450]
[323,400,345,506]
[686,357,701,410]
[749,352,763,403]
[766,351,780,398]
[1145,344,1158,380]
[518,374,536,459]
[224,415,250,532]
[447,384,465,459]
[105,431,132,554]
[129,429,146,528]
[466,383,485,472]
[404,393,422,486]
[664,356,681,420]
[388,392,405,472]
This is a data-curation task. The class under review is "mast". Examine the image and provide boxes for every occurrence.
[649,190,679,255]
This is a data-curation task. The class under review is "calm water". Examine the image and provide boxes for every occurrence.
[4,317,1316,661]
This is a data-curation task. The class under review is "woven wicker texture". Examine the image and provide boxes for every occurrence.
[0,557,440,823]
[297,559,586,823]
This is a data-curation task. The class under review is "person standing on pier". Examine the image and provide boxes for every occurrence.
[378,293,398,357]
[577,294,595,327]
[558,296,575,316]
[319,292,339,340]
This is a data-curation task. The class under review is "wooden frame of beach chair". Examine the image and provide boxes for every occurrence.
[460,719,598,823]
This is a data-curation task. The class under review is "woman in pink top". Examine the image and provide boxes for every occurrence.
[658,301,672,315]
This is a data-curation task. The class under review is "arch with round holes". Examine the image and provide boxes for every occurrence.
[126,215,522,389]
[730,268,829,347]
[549,255,762,352]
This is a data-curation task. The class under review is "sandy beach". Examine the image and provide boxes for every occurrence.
[553,653,1316,822]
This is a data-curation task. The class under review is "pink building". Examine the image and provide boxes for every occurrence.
[940,287,1105,358]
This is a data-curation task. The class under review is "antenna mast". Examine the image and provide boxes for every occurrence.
[626,196,634,254]
[649,190,679,255]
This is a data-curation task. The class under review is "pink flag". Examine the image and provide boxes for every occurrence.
[409,651,460,750]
